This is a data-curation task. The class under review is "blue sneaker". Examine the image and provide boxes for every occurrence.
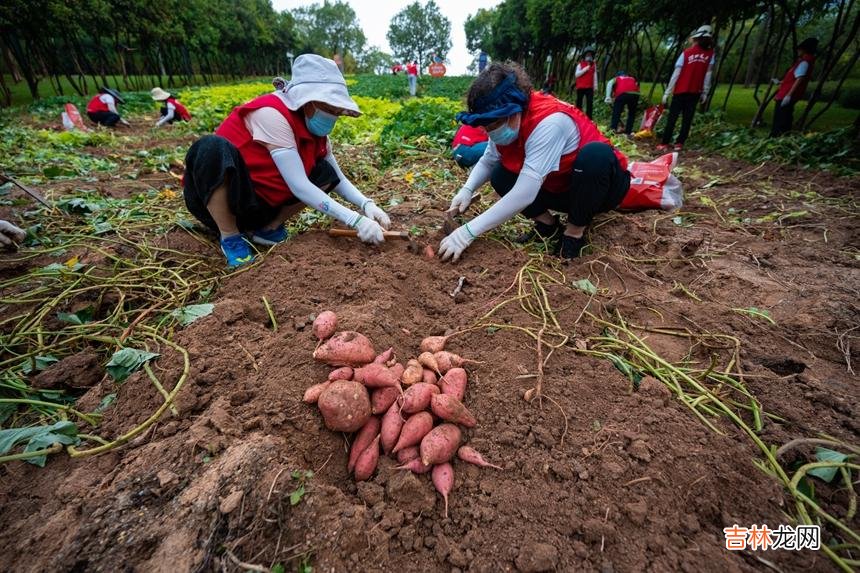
[251,225,288,246]
[220,234,254,268]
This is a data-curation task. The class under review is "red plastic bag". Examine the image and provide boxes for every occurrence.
[639,104,664,132]
[62,103,89,131]
[619,152,683,211]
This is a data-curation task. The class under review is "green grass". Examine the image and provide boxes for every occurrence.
[3,74,254,108]
[637,82,856,132]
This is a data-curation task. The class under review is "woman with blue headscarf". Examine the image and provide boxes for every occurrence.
[438,62,631,261]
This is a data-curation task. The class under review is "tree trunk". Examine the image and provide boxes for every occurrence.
[723,17,760,112]
[802,37,860,130]
[745,7,772,87]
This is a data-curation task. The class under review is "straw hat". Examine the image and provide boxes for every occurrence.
[280,54,361,117]
[151,87,171,101]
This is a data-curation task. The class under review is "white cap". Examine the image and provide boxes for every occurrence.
[151,87,170,101]
[281,54,361,117]
[691,25,713,38]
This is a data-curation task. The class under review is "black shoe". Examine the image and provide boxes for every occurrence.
[515,217,562,244]
[558,235,588,259]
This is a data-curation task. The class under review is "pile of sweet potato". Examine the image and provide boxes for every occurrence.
[303,311,500,517]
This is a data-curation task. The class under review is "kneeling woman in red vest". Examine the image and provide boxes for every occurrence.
[151,87,192,127]
[183,55,391,267]
[439,62,630,261]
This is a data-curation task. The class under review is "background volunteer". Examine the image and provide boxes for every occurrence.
[770,38,818,137]
[151,87,191,127]
[574,47,598,119]
[659,26,715,151]
[605,71,641,135]
[86,87,129,127]
[406,60,419,96]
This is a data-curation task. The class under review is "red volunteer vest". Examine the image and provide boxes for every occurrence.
[613,75,639,97]
[776,54,815,101]
[168,97,192,121]
[498,92,628,194]
[674,45,714,94]
[215,94,329,207]
[452,125,488,148]
[575,61,595,90]
[406,63,418,76]
[86,95,110,114]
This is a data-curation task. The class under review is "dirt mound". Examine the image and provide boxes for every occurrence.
[1,150,857,572]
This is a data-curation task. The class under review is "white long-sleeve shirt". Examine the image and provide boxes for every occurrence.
[155,101,176,127]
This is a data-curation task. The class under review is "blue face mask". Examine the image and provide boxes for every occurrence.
[487,119,519,146]
[306,108,337,136]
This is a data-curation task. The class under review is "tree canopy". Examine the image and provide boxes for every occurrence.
[387,0,453,70]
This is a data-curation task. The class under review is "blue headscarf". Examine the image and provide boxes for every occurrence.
[456,73,528,127]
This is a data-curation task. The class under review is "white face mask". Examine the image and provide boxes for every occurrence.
[585,55,593,62]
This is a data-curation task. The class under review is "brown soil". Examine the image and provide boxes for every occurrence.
[0,140,857,573]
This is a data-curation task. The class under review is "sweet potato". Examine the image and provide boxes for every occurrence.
[373,347,394,364]
[396,446,420,464]
[432,462,454,518]
[348,417,380,472]
[302,381,330,404]
[395,458,431,474]
[392,411,434,454]
[432,351,477,374]
[328,366,353,381]
[380,401,404,454]
[400,382,440,414]
[418,351,440,373]
[422,369,437,385]
[313,331,376,366]
[420,423,461,466]
[354,435,380,481]
[420,335,448,354]
[389,362,405,380]
[312,311,338,340]
[430,394,476,428]
[317,380,371,432]
[439,368,467,401]
[354,363,400,388]
[401,359,423,386]
[457,446,503,470]
[424,244,436,259]
[371,386,400,415]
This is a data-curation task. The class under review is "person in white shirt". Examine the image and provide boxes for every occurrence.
[182,55,391,267]
[85,87,129,127]
[574,47,598,119]
[438,62,631,262]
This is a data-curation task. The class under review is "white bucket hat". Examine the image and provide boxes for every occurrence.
[281,54,361,117]
[691,25,713,38]
[151,87,171,101]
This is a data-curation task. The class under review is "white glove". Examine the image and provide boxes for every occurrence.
[781,96,791,107]
[661,93,669,105]
[699,93,708,104]
[353,216,385,245]
[363,201,391,229]
[0,220,26,248]
[771,78,780,85]
[604,98,612,104]
[449,186,474,214]
[438,225,474,262]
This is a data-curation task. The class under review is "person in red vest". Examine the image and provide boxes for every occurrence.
[451,124,489,168]
[770,37,818,137]
[151,87,191,127]
[182,54,391,267]
[605,71,640,135]
[86,87,129,127]
[658,26,715,151]
[574,47,598,119]
[439,62,630,261]
[406,60,419,96]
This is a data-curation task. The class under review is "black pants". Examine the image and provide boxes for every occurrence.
[183,135,339,233]
[492,142,630,227]
[611,93,639,134]
[160,106,185,124]
[87,111,121,126]
[576,88,594,119]
[661,93,699,145]
[770,99,795,137]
